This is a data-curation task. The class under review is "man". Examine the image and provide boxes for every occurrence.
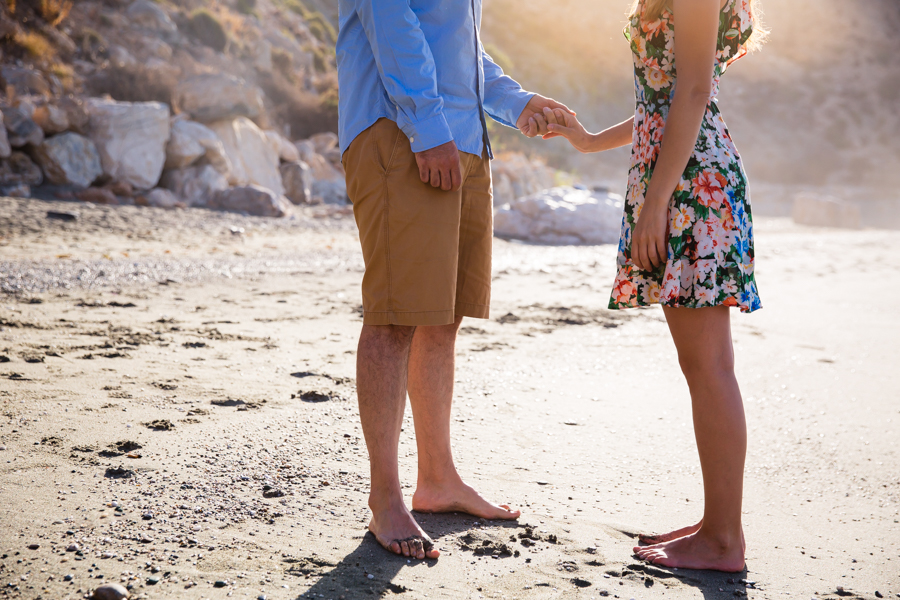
[337,0,570,561]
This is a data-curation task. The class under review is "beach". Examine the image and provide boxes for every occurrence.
[0,197,898,600]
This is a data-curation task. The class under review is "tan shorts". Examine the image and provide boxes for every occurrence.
[343,118,493,326]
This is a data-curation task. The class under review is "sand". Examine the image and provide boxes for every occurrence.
[0,198,898,600]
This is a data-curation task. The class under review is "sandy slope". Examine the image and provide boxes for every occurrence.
[0,199,898,600]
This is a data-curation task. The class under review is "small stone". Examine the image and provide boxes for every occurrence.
[67,543,79,552]
[92,582,128,600]
[875,593,883,599]
[367,574,374,580]
[146,576,160,585]
[63,574,73,581]
[139,536,153,544]
[213,580,227,588]
[257,595,266,600]
[27,543,39,550]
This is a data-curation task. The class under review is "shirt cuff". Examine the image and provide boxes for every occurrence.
[486,89,534,129]
[400,113,454,153]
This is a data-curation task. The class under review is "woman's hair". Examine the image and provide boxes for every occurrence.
[629,0,768,50]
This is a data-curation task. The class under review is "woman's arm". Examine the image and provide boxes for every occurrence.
[631,0,721,272]
[543,112,634,153]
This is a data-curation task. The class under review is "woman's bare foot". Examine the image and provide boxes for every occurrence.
[368,501,440,560]
[639,520,703,545]
[633,529,745,573]
[412,478,521,520]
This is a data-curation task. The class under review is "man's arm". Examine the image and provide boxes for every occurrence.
[354,0,461,190]
[481,45,575,138]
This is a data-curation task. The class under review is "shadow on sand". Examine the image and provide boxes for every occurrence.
[295,511,520,599]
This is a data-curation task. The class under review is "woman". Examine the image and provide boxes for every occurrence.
[534,0,766,572]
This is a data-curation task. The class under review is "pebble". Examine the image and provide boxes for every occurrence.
[91,582,128,600]
[27,543,39,550]
[214,580,227,588]
[64,574,73,581]
[367,574,374,579]
[101,551,116,559]
[258,595,266,600]
[0,445,5,450]
[146,576,160,585]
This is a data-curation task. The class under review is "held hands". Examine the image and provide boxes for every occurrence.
[415,140,462,191]
[517,94,576,138]
[631,199,669,272]
[541,108,596,153]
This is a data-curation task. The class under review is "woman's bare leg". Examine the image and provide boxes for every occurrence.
[633,306,746,572]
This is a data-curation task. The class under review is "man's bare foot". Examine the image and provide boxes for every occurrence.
[412,478,521,520]
[633,530,745,573]
[368,501,440,560]
[639,520,702,545]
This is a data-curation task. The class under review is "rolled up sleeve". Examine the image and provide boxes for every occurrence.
[481,47,533,129]
[355,0,453,152]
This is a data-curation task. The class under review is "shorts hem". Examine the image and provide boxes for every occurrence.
[363,309,456,327]
[454,302,490,320]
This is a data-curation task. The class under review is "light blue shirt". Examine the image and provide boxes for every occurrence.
[336,0,534,158]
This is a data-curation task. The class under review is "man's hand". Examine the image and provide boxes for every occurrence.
[415,141,462,191]
[516,94,575,138]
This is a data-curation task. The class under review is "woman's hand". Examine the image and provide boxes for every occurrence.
[631,199,670,272]
[541,108,597,153]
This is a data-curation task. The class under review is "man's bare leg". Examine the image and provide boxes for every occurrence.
[358,324,439,560]
[633,306,746,572]
[408,316,520,520]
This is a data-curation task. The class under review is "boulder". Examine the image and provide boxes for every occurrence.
[160,164,228,207]
[32,104,70,135]
[0,66,50,96]
[491,153,556,206]
[77,187,118,205]
[494,187,624,245]
[312,179,348,205]
[294,139,317,164]
[304,151,343,183]
[0,183,30,198]
[309,132,338,154]
[166,119,210,169]
[87,99,170,190]
[108,45,139,69]
[208,117,284,195]
[4,107,44,148]
[174,74,265,124]
[791,193,861,229]
[265,130,300,163]
[31,133,103,188]
[59,97,90,135]
[126,0,177,33]
[0,112,10,158]
[280,161,312,205]
[139,188,182,209]
[209,185,291,217]
[0,151,43,187]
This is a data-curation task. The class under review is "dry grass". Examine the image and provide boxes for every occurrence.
[13,30,55,60]
[39,0,73,27]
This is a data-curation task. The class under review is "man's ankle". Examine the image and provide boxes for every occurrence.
[368,488,406,513]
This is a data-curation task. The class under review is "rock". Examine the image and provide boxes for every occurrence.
[1,183,30,197]
[213,580,227,588]
[63,574,73,581]
[293,139,317,163]
[0,66,50,96]
[174,74,265,124]
[0,151,43,187]
[280,161,312,205]
[265,130,300,163]
[146,576,159,585]
[493,187,624,245]
[209,185,291,218]
[138,188,181,209]
[312,178,348,205]
[491,153,556,206]
[77,187,118,205]
[165,119,209,169]
[66,543,79,552]
[104,180,134,197]
[0,112,10,158]
[92,583,128,600]
[126,0,176,33]
[309,131,338,154]
[59,97,90,135]
[4,107,44,148]
[87,99,170,190]
[27,543,39,549]
[160,164,227,207]
[108,45,139,69]
[792,193,861,229]
[209,117,284,195]
[31,133,103,188]
[32,104,70,135]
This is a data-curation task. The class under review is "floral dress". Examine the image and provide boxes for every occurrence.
[609,0,762,313]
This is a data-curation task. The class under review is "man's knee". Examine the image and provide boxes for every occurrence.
[362,324,417,347]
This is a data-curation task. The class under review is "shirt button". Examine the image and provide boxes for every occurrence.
[409,137,414,143]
